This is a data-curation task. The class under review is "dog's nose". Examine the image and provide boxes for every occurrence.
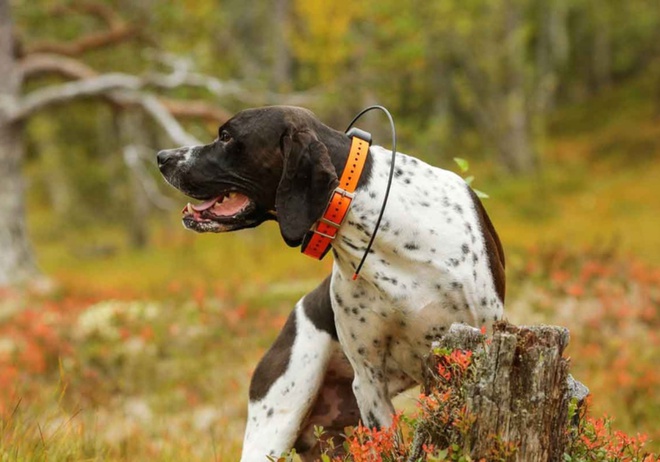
[157,149,175,168]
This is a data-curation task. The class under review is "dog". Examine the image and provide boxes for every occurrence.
[157,106,505,461]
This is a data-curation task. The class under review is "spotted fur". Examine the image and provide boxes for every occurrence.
[329,147,504,429]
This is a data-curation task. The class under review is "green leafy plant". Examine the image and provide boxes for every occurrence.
[453,158,489,199]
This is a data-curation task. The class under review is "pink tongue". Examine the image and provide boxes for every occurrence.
[191,196,223,212]
[212,194,250,216]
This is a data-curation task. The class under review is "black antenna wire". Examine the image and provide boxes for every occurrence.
[345,105,397,280]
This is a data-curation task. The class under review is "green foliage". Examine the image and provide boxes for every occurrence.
[453,157,489,199]
[290,1,364,86]
[453,158,470,173]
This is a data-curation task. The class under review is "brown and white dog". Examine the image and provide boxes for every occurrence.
[157,106,505,461]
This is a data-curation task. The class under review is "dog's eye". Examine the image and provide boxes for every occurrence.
[219,131,232,143]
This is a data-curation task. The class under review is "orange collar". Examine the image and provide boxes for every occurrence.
[301,129,372,259]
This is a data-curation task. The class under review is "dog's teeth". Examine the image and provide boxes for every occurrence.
[228,192,236,199]
[186,203,193,214]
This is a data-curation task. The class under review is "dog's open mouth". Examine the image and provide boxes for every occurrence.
[181,192,257,232]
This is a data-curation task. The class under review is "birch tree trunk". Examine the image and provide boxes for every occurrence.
[272,0,292,93]
[501,0,538,174]
[0,0,40,286]
[117,109,151,249]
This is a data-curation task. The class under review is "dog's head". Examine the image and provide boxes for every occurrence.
[157,106,350,247]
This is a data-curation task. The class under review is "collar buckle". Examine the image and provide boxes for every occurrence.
[333,187,355,200]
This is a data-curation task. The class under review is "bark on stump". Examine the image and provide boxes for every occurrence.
[417,321,588,462]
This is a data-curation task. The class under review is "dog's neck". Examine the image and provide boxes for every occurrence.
[330,145,453,289]
[330,146,403,279]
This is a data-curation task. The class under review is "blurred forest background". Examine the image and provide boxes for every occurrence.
[1,0,659,459]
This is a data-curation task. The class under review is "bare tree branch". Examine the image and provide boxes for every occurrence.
[146,69,248,99]
[16,50,319,122]
[126,92,202,146]
[18,52,240,110]
[18,53,98,81]
[58,1,125,30]
[7,49,317,148]
[148,51,321,106]
[12,73,144,120]
[28,25,137,57]
[17,54,229,125]
[23,1,137,57]
[3,72,202,145]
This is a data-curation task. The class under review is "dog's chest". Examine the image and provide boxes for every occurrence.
[328,148,503,381]
[330,266,479,380]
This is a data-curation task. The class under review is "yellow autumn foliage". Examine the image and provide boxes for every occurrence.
[290,0,364,84]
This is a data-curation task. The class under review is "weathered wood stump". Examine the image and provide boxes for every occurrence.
[414,321,589,462]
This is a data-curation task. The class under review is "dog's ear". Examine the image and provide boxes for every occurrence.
[276,130,339,247]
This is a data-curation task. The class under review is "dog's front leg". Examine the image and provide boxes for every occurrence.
[240,299,335,461]
[349,359,395,429]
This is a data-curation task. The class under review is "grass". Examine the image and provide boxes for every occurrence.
[2,79,659,459]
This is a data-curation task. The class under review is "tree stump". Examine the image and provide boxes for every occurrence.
[418,321,589,462]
